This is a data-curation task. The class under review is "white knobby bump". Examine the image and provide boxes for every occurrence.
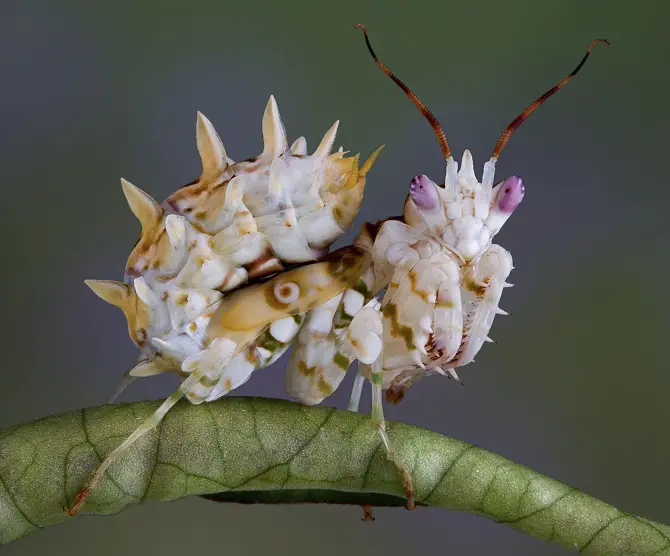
[290,136,308,155]
[273,281,300,304]
[165,214,187,249]
[133,277,159,307]
[270,316,301,343]
[182,337,237,378]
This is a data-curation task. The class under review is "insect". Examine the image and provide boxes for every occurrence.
[65,25,607,516]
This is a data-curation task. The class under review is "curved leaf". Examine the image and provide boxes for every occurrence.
[0,397,668,554]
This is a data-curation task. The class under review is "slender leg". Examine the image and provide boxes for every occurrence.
[366,354,415,510]
[65,338,236,516]
[64,368,205,516]
[347,363,365,412]
[108,375,137,403]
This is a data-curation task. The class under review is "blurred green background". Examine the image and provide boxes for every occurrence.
[1,0,668,554]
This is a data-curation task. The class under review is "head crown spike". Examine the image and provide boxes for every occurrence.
[457,150,477,185]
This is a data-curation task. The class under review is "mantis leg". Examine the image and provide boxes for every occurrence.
[64,338,236,516]
[447,244,514,368]
[425,259,463,369]
[367,350,415,510]
[347,363,365,412]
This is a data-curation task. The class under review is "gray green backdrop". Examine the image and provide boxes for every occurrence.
[1,0,668,554]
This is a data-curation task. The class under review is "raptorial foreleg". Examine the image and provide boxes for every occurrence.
[448,244,514,368]
[425,259,463,369]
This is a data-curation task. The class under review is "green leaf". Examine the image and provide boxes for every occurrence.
[0,397,668,554]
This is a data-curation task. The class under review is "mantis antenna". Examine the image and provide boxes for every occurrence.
[355,23,452,161]
[492,39,610,159]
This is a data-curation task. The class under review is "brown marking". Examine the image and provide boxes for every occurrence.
[407,270,433,303]
[125,220,168,278]
[135,328,147,348]
[278,284,295,299]
[332,206,344,222]
[298,360,316,377]
[317,375,333,396]
[264,283,290,310]
[385,384,407,404]
[224,377,232,391]
[245,348,257,364]
[463,273,490,297]
[243,247,283,281]
[176,293,189,305]
[382,303,415,350]
[189,322,197,332]
[161,291,168,301]
[425,332,450,362]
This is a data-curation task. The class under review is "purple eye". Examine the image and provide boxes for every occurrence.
[410,174,440,210]
[496,175,525,213]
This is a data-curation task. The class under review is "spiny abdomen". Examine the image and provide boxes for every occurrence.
[87,95,382,373]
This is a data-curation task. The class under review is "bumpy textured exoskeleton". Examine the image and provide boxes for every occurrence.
[86,95,382,399]
[67,97,382,515]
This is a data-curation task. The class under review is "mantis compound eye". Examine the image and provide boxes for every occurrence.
[496,175,525,213]
[410,174,440,210]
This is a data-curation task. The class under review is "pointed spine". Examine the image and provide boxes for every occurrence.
[312,121,339,159]
[120,179,163,231]
[196,112,229,175]
[261,95,288,159]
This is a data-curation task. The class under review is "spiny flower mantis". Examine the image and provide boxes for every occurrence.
[66,25,608,516]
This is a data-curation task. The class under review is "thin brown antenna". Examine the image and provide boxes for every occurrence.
[355,23,451,160]
[492,39,610,159]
